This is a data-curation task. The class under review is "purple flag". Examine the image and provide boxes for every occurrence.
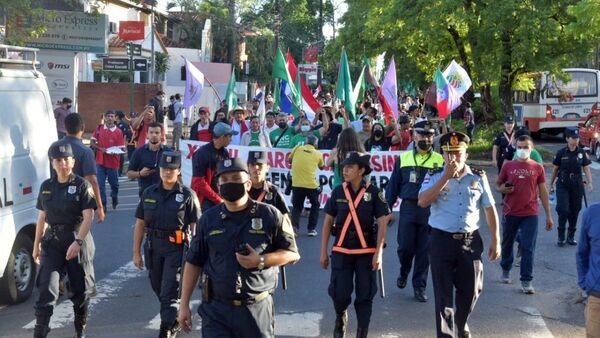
[381,57,398,119]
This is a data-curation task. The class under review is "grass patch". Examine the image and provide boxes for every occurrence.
[447,120,503,160]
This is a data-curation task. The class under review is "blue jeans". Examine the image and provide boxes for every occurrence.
[500,215,538,282]
[97,165,119,207]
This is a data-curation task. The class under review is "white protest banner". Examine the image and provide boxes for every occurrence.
[181,140,404,210]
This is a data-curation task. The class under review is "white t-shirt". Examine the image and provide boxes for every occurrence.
[173,101,184,123]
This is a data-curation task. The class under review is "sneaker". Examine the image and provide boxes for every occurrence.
[307,229,318,237]
[501,270,512,284]
[521,281,535,294]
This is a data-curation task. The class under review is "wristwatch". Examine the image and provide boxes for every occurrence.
[257,255,265,270]
[74,238,83,246]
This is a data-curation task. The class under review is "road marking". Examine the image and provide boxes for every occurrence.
[24,261,142,329]
[518,307,554,338]
[275,311,322,337]
[146,300,202,331]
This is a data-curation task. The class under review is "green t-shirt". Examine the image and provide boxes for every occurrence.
[248,131,261,146]
[269,127,295,149]
[290,131,321,148]
[512,148,543,164]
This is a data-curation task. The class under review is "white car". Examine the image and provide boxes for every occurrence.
[0,45,57,303]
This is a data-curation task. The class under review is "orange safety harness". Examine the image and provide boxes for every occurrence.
[332,182,377,255]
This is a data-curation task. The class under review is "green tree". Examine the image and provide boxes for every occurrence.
[334,0,599,123]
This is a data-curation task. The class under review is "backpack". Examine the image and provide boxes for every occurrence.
[168,103,176,121]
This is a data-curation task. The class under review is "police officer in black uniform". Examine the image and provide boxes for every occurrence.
[33,142,97,338]
[491,116,515,172]
[320,152,390,338]
[549,127,593,246]
[247,150,289,215]
[133,152,199,338]
[178,158,299,337]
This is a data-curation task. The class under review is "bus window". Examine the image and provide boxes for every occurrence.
[547,71,598,98]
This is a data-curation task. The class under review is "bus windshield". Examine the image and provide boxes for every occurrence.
[547,71,597,98]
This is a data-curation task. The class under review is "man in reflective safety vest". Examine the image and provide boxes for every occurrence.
[320,152,391,338]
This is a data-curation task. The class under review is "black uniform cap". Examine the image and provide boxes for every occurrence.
[565,127,580,138]
[440,131,470,151]
[341,151,372,176]
[48,141,74,159]
[413,120,435,135]
[248,151,268,164]
[159,151,181,169]
[216,157,249,177]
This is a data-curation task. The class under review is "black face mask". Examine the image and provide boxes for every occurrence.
[278,122,288,129]
[417,140,432,151]
[373,130,383,138]
[219,182,246,202]
[66,104,72,110]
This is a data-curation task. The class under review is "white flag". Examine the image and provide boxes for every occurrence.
[442,60,472,98]
[183,58,205,118]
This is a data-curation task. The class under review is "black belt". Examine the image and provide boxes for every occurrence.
[431,228,478,240]
[214,291,270,306]
[48,224,76,233]
[560,173,581,180]
[146,228,175,239]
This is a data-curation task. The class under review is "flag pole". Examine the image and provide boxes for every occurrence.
[181,56,222,103]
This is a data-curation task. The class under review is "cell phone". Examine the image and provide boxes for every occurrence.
[236,243,250,256]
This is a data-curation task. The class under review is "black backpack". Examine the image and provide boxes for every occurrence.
[168,103,176,121]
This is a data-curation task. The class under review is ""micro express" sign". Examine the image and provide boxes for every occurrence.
[119,21,145,40]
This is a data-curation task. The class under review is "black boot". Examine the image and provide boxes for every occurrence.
[567,229,577,245]
[74,304,88,338]
[333,311,348,338]
[33,316,50,338]
[557,228,566,247]
[356,327,368,338]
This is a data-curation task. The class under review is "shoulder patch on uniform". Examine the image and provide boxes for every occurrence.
[144,198,157,203]
[471,167,485,177]
[378,192,386,202]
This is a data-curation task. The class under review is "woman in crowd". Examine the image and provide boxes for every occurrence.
[326,128,365,189]
[364,122,393,151]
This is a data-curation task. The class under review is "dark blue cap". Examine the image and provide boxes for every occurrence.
[48,141,73,159]
[504,115,515,124]
[216,158,249,177]
[565,127,580,138]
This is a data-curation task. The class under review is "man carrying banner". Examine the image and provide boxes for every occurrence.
[191,122,236,211]
[386,120,444,302]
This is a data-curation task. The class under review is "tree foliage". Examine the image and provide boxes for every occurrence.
[333,0,600,122]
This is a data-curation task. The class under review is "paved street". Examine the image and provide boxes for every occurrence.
[1,141,598,338]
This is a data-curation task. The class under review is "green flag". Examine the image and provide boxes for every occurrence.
[336,47,355,120]
[272,48,299,114]
[352,66,366,108]
[225,67,237,111]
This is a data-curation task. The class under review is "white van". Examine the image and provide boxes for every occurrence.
[0,45,57,303]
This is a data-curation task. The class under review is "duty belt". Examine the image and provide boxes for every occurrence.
[431,228,478,240]
[146,228,173,239]
[214,290,270,306]
[48,224,76,233]
[146,228,188,244]
[560,172,581,180]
